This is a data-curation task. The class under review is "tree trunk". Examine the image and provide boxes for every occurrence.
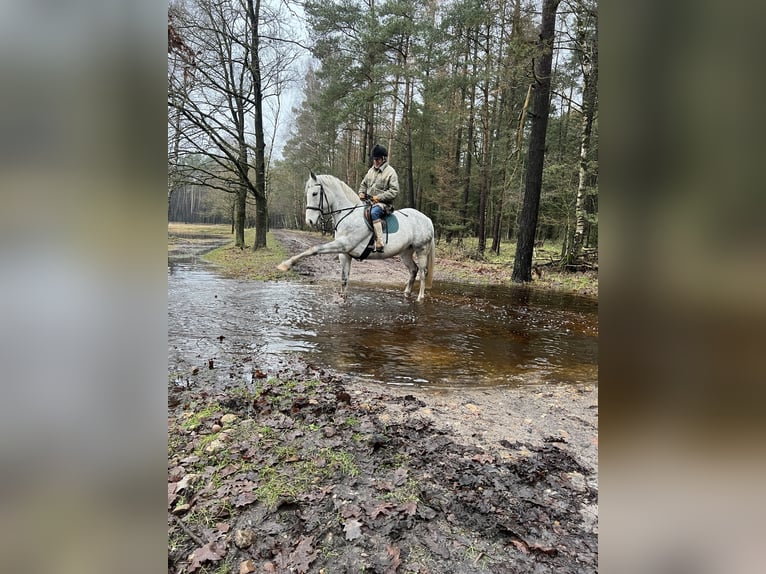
[404,71,415,208]
[566,5,598,265]
[512,0,560,283]
[247,0,269,250]
[235,182,247,248]
[461,31,478,230]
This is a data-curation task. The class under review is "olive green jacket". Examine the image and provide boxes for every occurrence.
[358,161,399,205]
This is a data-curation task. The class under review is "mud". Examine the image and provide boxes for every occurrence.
[168,229,598,573]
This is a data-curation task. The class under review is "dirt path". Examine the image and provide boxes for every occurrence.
[168,229,598,573]
[272,228,413,287]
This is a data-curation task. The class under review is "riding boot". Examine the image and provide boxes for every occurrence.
[372,220,385,252]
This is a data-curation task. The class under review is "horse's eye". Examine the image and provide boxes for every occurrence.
[312,191,318,197]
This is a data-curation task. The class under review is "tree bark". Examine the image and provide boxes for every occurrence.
[247,0,269,250]
[404,71,415,208]
[512,0,560,282]
[567,4,598,265]
[461,31,478,231]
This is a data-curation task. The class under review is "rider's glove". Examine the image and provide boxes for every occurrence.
[372,195,379,203]
[359,192,367,200]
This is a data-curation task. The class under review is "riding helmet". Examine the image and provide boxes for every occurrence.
[371,144,388,159]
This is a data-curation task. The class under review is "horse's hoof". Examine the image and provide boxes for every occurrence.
[276,262,289,271]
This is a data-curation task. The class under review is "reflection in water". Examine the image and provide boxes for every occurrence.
[168,263,598,389]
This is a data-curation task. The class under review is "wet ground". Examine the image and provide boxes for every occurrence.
[169,230,597,391]
[168,229,598,573]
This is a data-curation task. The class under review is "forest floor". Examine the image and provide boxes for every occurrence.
[168,225,598,573]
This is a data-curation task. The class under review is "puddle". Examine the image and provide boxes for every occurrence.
[168,262,597,390]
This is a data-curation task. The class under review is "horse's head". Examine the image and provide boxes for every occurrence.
[305,171,324,227]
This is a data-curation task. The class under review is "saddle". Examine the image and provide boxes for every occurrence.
[356,205,398,261]
[363,204,396,229]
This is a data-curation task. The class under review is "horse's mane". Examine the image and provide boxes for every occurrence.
[317,174,361,205]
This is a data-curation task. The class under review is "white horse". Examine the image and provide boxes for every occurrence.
[277,172,435,302]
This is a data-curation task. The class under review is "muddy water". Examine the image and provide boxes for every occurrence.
[169,259,597,390]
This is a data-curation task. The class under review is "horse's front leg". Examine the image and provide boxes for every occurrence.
[277,237,354,271]
[276,245,318,271]
[338,253,352,298]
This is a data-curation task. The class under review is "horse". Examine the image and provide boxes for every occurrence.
[276,172,435,302]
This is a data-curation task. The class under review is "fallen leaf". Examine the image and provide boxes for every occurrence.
[392,467,408,487]
[386,544,401,574]
[421,532,450,559]
[343,518,363,541]
[175,472,198,492]
[168,483,178,508]
[187,540,226,572]
[168,465,186,482]
[400,501,417,516]
[367,501,395,519]
[233,492,258,507]
[340,503,362,519]
[471,453,495,464]
[529,543,558,556]
[289,536,318,573]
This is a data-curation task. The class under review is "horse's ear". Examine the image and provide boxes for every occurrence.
[309,170,317,181]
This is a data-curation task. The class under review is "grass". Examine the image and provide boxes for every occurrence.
[168,223,233,237]
[435,235,597,297]
[203,229,293,281]
[182,403,221,431]
[255,447,359,509]
[386,477,421,504]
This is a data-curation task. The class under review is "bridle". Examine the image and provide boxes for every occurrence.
[306,180,363,231]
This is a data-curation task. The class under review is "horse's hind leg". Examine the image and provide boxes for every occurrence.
[401,250,418,298]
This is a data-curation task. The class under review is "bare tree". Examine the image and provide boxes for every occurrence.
[512,0,561,282]
[168,0,300,248]
[246,0,268,249]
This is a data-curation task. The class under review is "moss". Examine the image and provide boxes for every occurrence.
[182,403,221,431]
[386,477,420,504]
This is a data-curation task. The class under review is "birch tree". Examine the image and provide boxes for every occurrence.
[565,0,598,265]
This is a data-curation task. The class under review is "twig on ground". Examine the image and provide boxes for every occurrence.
[169,513,207,547]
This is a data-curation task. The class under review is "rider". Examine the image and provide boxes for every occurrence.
[358,144,399,253]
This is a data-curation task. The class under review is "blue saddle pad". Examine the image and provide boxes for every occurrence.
[365,211,399,233]
[384,213,399,233]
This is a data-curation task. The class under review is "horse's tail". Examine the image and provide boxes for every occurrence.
[425,235,435,289]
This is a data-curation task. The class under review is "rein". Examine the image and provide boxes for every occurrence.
[307,183,364,231]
